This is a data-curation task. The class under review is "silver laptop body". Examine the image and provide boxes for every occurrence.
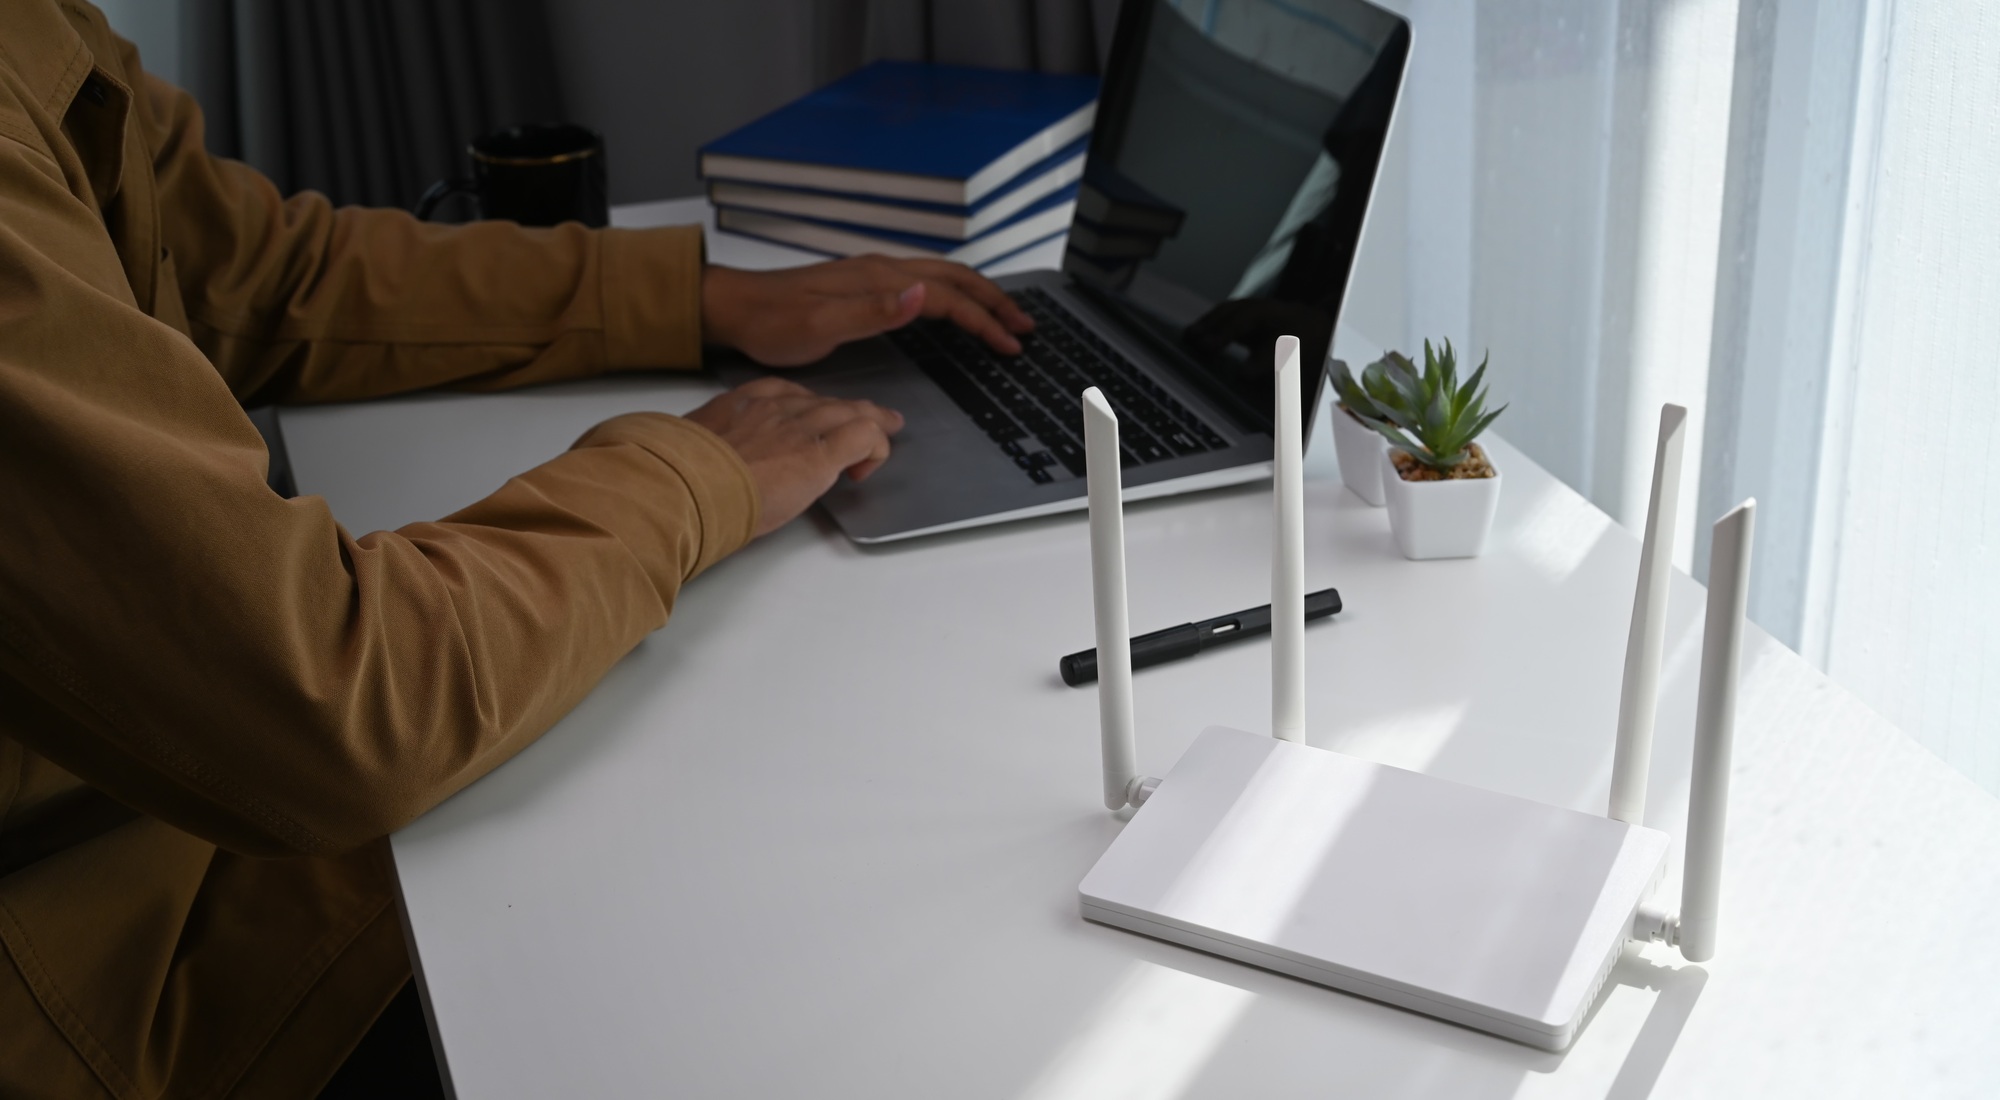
[720,0,1411,544]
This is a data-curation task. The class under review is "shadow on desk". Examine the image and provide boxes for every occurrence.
[1597,952,1708,1100]
[1052,925,1705,1099]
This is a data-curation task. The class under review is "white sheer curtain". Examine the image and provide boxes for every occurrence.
[1345,0,1741,563]
[1801,0,2000,794]
[1347,0,1998,796]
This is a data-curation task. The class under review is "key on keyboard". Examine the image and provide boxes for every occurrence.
[886,289,1226,485]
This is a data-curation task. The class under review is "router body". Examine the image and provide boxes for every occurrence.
[1074,340,1749,1052]
[1079,726,1668,1050]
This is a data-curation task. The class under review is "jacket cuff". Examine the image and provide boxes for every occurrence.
[599,225,705,370]
[571,412,758,578]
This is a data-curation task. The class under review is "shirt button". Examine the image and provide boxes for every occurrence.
[81,79,108,107]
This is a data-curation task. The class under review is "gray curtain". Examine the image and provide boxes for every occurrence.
[543,0,1119,204]
[811,0,1119,79]
[178,0,565,212]
[172,1,1114,208]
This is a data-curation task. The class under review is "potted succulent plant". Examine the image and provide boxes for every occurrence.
[1344,339,1507,560]
[1327,358,1393,506]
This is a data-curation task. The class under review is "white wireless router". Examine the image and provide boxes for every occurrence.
[1075,341,1754,1051]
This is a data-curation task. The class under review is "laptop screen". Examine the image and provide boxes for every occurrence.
[1065,0,1409,430]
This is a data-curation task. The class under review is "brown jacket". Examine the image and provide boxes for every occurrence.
[0,2,758,1095]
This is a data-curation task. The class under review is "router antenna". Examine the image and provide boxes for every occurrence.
[1608,404,1688,824]
[1272,336,1306,743]
[1084,388,1141,810]
[1679,498,1754,962]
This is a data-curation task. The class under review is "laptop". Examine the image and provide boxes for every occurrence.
[721,0,1411,543]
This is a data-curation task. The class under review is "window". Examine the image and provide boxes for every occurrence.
[1350,0,1999,795]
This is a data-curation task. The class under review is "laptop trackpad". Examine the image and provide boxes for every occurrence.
[716,340,970,437]
[715,339,1052,540]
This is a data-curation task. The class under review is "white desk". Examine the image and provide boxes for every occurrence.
[283,198,2000,1098]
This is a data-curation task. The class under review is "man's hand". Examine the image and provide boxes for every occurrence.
[702,256,1035,367]
[683,377,906,537]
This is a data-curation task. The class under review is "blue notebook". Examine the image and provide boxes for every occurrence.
[707,136,1088,241]
[715,185,1078,270]
[698,61,1099,207]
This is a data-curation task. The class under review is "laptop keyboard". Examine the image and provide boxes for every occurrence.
[885,287,1229,485]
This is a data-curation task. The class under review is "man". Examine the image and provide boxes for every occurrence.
[0,2,1033,1095]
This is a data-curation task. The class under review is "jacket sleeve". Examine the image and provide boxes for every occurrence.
[0,126,759,857]
[136,65,705,405]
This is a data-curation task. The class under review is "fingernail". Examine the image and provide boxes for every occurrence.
[897,284,923,311]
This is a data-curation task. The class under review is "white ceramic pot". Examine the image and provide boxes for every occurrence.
[1379,450,1503,560]
[1330,404,1388,506]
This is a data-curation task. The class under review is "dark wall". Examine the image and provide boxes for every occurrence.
[544,0,1120,205]
[546,0,825,204]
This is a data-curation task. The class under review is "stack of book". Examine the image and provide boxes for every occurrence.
[700,61,1099,269]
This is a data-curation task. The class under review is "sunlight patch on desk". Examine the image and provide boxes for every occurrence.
[1508,480,1615,584]
[1324,700,1469,773]
[1015,961,1254,1100]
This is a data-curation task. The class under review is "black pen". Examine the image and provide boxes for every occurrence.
[1059,587,1342,686]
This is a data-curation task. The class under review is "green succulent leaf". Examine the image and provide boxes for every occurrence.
[1459,386,1487,428]
[1380,354,1425,419]
[1360,361,1401,407]
[1423,385,1450,439]
[1356,338,1505,471]
[1461,354,1489,410]
[1462,406,1508,444]
[1373,422,1429,461]
[1330,359,1391,422]
[1357,357,1402,429]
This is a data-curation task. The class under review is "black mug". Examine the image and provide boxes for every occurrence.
[416,123,609,228]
